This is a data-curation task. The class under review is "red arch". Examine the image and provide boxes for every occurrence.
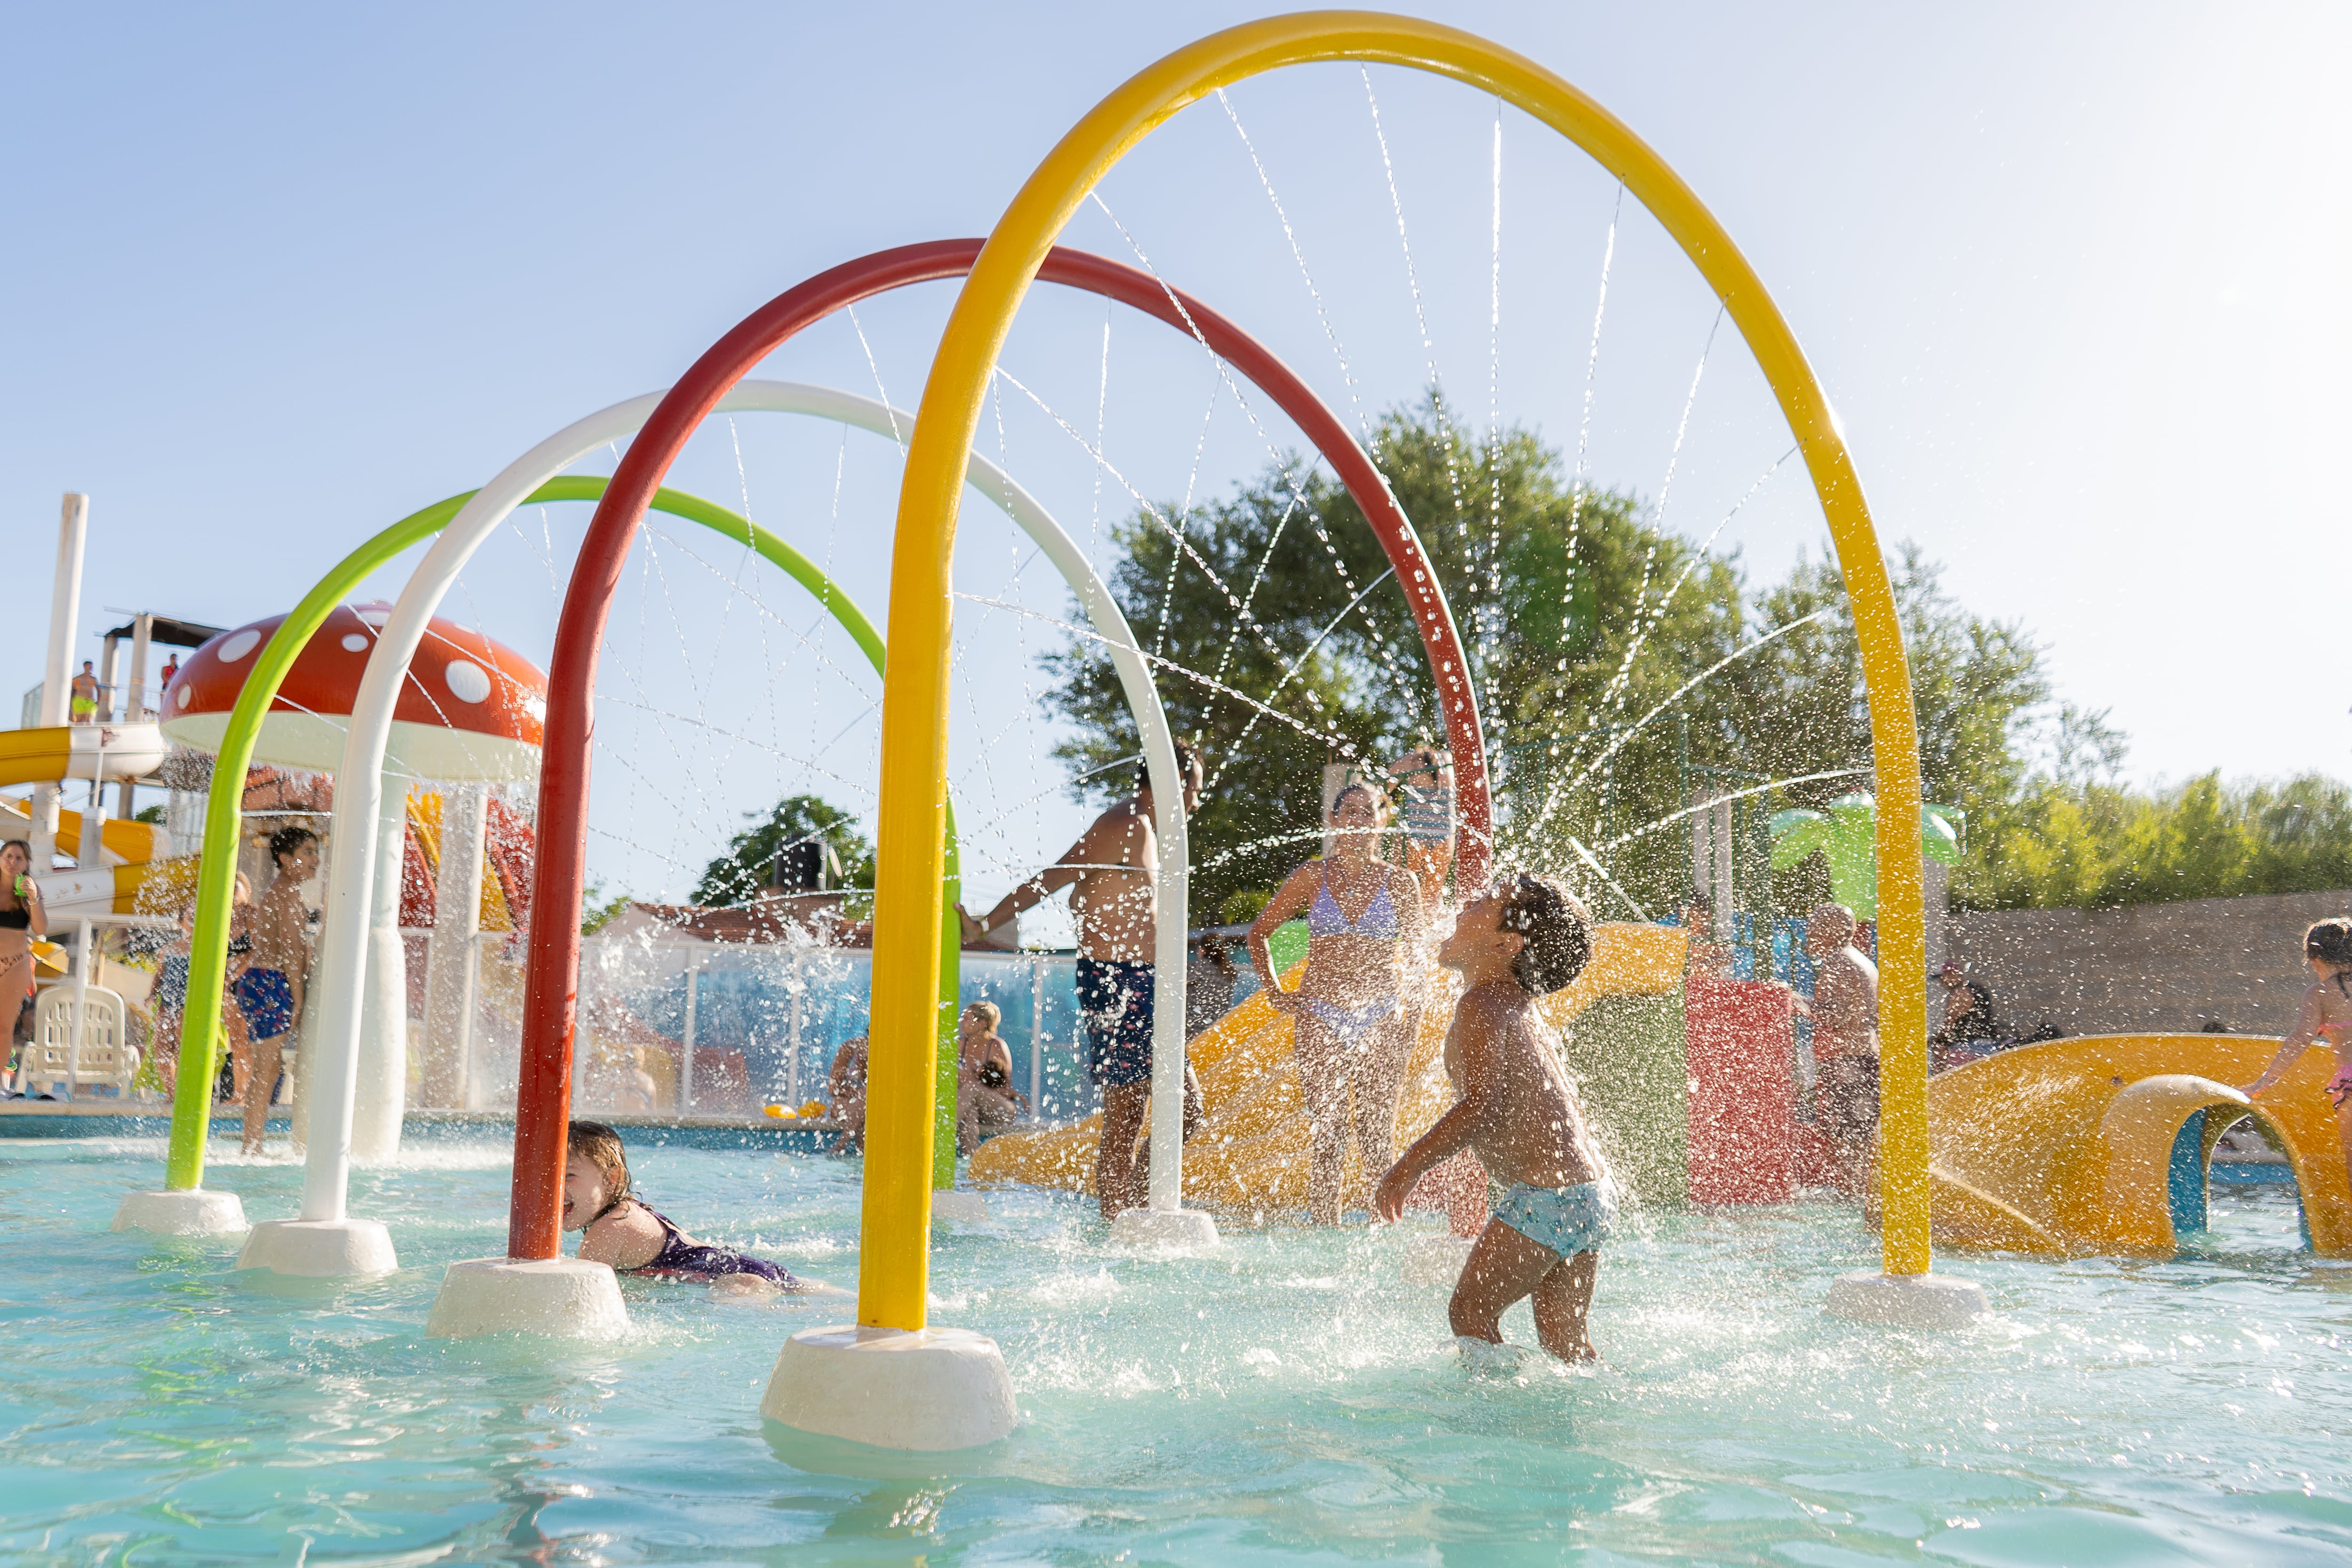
[508,239,1492,1258]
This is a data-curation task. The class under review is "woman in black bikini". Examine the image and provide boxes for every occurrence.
[1,839,45,1080]
[563,1120,811,1294]
[956,1001,1029,1152]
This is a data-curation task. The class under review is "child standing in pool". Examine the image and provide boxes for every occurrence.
[2243,917,2352,1180]
[239,828,317,1152]
[562,1120,809,1295]
[1374,873,1613,1363]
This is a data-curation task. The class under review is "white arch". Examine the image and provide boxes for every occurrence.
[301,382,1191,1223]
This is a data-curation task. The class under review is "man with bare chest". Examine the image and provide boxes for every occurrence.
[1375,873,1612,1362]
[958,742,1204,1218]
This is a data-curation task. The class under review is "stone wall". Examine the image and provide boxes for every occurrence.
[1944,889,2352,1039]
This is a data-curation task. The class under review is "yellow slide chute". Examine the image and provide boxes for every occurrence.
[968,923,1687,1212]
[404,790,515,931]
[0,788,191,917]
[1924,1033,2352,1258]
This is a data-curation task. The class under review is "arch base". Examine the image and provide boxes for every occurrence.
[237,1217,397,1277]
[1825,1269,1986,1329]
[111,1187,247,1236]
[931,1189,989,1223]
[425,1256,628,1340]
[761,1324,1016,1452]
[1107,1206,1219,1250]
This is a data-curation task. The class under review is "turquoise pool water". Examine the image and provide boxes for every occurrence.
[5,1139,2350,1565]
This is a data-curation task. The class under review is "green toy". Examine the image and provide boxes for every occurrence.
[1767,793,1961,921]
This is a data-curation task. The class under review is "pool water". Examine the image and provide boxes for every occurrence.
[5,1140,2350,1565]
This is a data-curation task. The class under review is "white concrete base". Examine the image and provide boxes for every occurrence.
[1107,1206,1219,1248]
[931,1189,989,1223]
[111,1188,248,1236]
[1825,1269,1987,1329]
[761,1324,1016,1451]
[1403,1233,1478,1286]
[237,1217,398,1277]
[424,1256,629,1340]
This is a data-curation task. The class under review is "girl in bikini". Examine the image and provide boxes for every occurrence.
[563,1120,812,1295]
[1,839,46,1085]
[1248,781,1429,1225]
[2244,917,2352,1182]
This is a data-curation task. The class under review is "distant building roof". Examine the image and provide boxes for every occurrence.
[100,616,228,649]
[601,893,866,947]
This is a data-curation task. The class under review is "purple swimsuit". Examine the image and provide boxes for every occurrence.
[627,1205,794,1287]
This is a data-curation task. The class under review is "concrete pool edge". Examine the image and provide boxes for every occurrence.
[0,1102,850,1153]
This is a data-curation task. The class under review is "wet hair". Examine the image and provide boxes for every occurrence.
[1,839,29,903]
[2307,919,2352,1001]
[1329,780,1389,819]
[963,1000,1001,1031]
[567,1120,633,1219]
[1497,873,1593,995]
[268,825,318,867]
[1137,738,1201,796]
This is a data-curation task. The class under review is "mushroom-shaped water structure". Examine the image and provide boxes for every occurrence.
[162,602,546,780]
[163,603,546,1272]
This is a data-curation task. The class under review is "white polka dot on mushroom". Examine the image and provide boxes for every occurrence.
[342,634,370,653]
[216,629,261,663]
[444,660,492,703]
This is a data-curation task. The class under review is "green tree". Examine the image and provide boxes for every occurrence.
[1044,398,1748,922]
[1972,769,2352,909]
[1048,398,2069,922]
[691,793,875,908]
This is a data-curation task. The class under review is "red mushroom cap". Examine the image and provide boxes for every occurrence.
[161,603,548,781]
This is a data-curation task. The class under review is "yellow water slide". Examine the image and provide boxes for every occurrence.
[0,725,167,792]
[968,923,1687,1213]
[1,724,185,915]
[1924,1034,2351,1257]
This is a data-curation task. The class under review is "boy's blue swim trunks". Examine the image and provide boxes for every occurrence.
[1492,1178,1616,1259]
[236,967,296,1042]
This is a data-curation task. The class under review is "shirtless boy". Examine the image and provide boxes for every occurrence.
[1374,873,1611,1363]
[240,826,318,1153]
[1805,903,1881,1196]
[958,742,1205,1219]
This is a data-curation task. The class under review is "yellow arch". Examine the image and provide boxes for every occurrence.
[864,11,1929,1328]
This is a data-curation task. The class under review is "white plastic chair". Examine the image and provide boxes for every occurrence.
[20,984,138,1098]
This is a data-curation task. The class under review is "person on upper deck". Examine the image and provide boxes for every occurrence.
[1248,778,1430,1226]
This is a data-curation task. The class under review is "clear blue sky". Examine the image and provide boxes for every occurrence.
[6,3,2345,915]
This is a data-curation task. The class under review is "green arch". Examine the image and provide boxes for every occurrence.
[165,477,963,1190]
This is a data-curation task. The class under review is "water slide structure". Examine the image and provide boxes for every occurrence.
[969,923,1832,1214]
[1923,1033,2352,1258]
[0,724,177,920]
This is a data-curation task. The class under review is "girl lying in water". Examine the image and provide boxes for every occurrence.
[563,1119,810,1296]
